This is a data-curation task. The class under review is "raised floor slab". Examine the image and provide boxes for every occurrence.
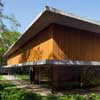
[2,60,100,68]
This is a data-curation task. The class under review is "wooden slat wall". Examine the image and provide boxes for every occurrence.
[52,24,100,61]
[7,23,100,65]
[7,25,54,65]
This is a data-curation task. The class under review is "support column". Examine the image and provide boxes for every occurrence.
[34,66,40,84]
[49,65,55,91]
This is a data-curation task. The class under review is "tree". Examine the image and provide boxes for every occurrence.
[0,0,21,66]
[0,0,20,32]
[0,31,20,52]
[0,31,20,65]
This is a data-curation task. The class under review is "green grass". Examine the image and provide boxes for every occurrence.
[0,75,5,80]
[16,75,30,81]
[0,80,100,100]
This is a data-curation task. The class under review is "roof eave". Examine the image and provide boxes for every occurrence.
[4,6,100,57]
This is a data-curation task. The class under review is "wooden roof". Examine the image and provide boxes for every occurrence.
[4,6,100,56]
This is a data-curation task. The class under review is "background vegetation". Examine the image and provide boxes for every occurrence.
[0,0,21,66]
[0,80,100,100]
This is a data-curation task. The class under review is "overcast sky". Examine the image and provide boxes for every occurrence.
[4,0,100,33]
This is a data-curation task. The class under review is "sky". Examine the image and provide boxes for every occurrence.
[3,0,100,33]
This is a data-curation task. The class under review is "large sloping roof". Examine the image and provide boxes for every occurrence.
[4,6,100,56]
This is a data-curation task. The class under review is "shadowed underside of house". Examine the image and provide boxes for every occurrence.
[3,6,100,89]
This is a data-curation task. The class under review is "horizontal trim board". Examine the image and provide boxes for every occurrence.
[3,60,100,68]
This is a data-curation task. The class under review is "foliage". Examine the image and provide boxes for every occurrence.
[0,0,21,51]
[16,75,30,81]
[0,80,100,100]
[0,0,21,32]
[0,31,20,53]
[0,0,21,65]
[80,66,100,88]
[0,31,20,65]
[0,75,5,80]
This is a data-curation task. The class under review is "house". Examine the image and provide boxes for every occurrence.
[4,6,100,89]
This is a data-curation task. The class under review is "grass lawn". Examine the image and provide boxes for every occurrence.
[0,75,5,80]
[16,75,30,81]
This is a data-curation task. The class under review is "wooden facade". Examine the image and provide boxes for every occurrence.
[7,24,100,65]
[7,25,54,65]
[52,24,100,61]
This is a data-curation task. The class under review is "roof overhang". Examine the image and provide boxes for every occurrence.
[4,6,100,56]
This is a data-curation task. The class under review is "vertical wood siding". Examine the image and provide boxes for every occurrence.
[7,25,54,65]
[52,24,100,61]
[7,23,100,65]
